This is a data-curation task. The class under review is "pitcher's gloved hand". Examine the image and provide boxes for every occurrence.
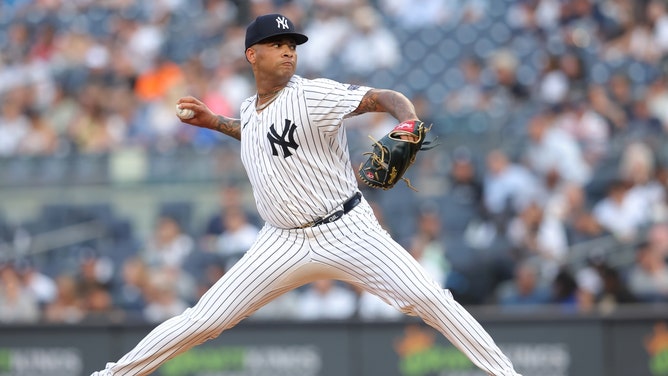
[357,120,437,191]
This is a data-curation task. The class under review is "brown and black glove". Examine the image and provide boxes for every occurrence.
[357,120,437,191]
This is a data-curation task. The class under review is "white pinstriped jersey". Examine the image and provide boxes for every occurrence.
[239,75,370,229]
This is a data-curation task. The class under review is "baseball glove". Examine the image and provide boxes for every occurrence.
[357,120,436,191]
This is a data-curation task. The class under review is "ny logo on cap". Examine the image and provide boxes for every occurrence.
[276,16,289,30]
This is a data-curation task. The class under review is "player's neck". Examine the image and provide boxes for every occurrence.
[254,72,291,97]
[256,89,282,111]
[256,79,288,96]
[257,87,283,99]
[255,79,289,111]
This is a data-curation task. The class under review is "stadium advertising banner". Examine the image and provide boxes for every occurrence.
[120,324,353,376]
[0,326,104,376]
[358,321,602,376]
[0,318,662,376]
[610,320,668,376]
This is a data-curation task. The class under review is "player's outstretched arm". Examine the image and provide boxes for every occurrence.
[352,89,418,123]
[176,96,241,141]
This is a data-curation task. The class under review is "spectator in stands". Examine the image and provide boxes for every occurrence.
[537,51,588,108]
[523,110,592,187]
[112,257,148,318]
[545,181,585,224]
[15,259,57,307]
[215,206,260,270]
[43,87,80,139]
[76,250,115,292]
[142,215,197,303]
[618,141,665,223]
[550,268,580,312]
[506,201,568,280]
[298,4,351,75]
[104,84,142,146]
[0,264,40,323]
[607,74,635,123]
[143,214,194,270]
[2,21,30,65]
[0,90,30,156]
[553,97,609,166]
[482,148,544,225]
[627,241,668,302]
[81,282,121,323]
[118,16,166,77]
[566,210,611,246]
[655,164,668,219]
[594,262,638,313]
[544,182,606,246]
[536,54,569,106]
[647,222,668,259]
[495,259,552,308]
[43,274,86,324]
[29,22,58,63]
[296,279,357,321]
[647,0,668,55]
[378,0,450,28]
[587,84,628,133]
[608,8,661,63]
[340,5,400,77]
[447,147,485,216]
[66,84,127,154]
[142,269,189,323]
[17,108,59,155]
[625,99,664,140]
[573,263,604,313]
[135,64,191,150]
[592,179,650,242]
[558,52,589,102]
[442,147,488,245]
[409,208,449,286]
[201,184,260,253]
[213,64,255,118]
[646,76,668,130]
[180,60,235,149]
[445,56,486,114]
[485,49,531,115]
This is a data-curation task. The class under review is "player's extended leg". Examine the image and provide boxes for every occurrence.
[91,226,316,376]
[308,199,522,376]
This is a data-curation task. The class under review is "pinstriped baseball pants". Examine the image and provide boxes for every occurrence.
[92,197,521,376]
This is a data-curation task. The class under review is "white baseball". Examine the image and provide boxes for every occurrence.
[176,105,195,120]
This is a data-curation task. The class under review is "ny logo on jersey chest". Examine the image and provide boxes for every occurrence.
[267,119,299,158]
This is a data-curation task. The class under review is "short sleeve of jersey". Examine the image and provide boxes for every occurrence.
[303,78,371,132]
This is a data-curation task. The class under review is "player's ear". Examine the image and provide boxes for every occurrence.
[245,47,256,64]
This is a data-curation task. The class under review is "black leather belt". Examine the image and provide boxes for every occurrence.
[295,192,362,229]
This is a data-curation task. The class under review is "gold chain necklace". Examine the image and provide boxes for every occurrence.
[257,88,282,98]
[255,89,282,111]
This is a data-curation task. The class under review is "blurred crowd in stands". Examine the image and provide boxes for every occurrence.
[2,0,668,325]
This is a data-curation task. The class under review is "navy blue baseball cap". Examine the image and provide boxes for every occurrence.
[245,14,308,50]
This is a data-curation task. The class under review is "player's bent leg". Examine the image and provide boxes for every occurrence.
[91,226,312,376]
[311,200,522,376]
[357,248,520,376]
